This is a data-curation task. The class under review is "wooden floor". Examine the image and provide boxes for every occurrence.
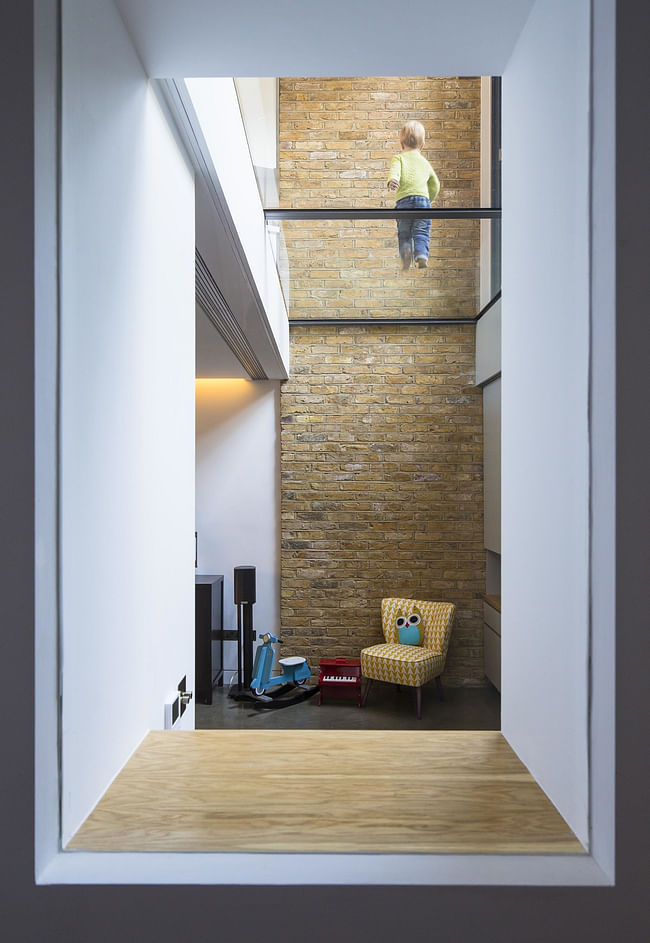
[67,730,585,854]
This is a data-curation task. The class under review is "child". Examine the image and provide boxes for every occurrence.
[387,120,440,270]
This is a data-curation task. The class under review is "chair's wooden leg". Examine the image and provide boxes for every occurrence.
[416,686,422,720]
[435,675,444,701]
[361,678,372,707]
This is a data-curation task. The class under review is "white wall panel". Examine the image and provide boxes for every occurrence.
[476,299,501,385]
[501,0,590,845]
[195,380,281,683]
[483,378,501,553]
[59,0,196,844]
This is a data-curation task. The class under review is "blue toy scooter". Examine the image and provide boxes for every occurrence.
[251,632,311,697]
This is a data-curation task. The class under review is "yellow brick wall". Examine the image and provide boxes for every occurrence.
[279,78,485,684]
[281,323,485,684]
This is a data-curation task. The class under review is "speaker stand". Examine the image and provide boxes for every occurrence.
[236,601,255,690]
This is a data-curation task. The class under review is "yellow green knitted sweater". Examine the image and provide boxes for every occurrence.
[387,148,440,202]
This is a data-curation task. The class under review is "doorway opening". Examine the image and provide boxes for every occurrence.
[39,0,608,884]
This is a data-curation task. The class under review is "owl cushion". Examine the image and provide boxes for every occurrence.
[395,606,424,645]
[380,597,455,652]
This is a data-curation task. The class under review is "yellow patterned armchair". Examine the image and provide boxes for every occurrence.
[360,597,456,719]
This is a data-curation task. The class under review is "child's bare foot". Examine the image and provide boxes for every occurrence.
[415,256,428,268]
[401,248,412,271]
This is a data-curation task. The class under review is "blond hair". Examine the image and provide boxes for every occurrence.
[400,120,425,149]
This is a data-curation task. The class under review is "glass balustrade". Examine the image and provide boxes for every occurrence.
[233,75,501,319]
[266,214,499,320]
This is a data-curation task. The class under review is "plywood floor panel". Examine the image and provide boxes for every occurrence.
[67,730,585,854]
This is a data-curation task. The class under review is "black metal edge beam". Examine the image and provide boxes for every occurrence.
[264,207,501,220]
[288,292,502,328]
[289,318,477,327]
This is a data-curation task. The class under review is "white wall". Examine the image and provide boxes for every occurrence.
[195,380,281,683]
[501,0,590,845]
[476,298,501,385]
[234,77,280,207]
[59,0,196,844]
[234,78,278,170]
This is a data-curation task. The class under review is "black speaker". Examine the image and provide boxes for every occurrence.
[234,565,256,604]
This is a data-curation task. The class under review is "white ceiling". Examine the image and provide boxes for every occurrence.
[115,0,536,78]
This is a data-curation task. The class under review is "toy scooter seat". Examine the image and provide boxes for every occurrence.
[279,656,306,667]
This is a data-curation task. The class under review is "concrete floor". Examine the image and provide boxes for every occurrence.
[196,678,501,731]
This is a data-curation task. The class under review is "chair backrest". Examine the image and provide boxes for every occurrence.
[381,597,455,654]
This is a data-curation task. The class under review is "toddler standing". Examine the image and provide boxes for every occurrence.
[387,120,440,270]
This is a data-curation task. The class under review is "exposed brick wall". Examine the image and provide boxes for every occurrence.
[281,324,485,685]
[279,77,481,208]
[278,77,485,685]
[278,76,481,320]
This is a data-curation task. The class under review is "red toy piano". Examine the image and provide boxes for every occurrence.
[318,657,362,706]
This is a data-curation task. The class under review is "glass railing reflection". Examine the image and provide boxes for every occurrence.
[267,215,486,320]
[266,220,291,308]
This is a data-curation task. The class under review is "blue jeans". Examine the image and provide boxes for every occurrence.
[395,195,431,261]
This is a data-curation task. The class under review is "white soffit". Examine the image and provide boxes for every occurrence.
[195,306,250,380]
[115,0,535,77]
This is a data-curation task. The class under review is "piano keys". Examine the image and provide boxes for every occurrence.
[318,657,362,707]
